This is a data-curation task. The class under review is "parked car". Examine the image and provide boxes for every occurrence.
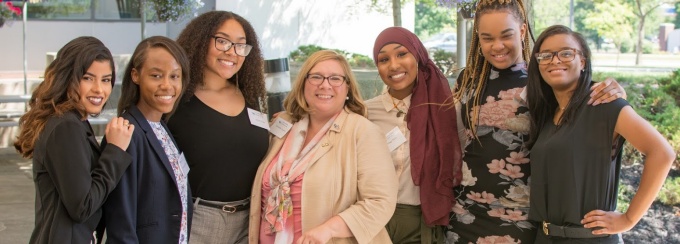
[423,32,457,55]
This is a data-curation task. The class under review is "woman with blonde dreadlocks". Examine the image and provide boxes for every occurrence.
[445,0,626,243]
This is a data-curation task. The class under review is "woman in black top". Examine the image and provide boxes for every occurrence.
[527,25,674,243]
[14,36,133,243]
[167,11,269,243]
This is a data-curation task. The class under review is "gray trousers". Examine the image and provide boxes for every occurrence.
[190,198,249,244]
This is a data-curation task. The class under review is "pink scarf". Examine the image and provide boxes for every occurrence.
[263,113,340,243]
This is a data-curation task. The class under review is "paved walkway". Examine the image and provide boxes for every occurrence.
[0,148,34,243]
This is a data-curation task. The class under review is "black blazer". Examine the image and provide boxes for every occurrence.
[30,110,132,244]
[102,105,193,243]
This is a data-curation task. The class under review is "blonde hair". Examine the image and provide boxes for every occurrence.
[283,50,366,122]
[452,0,533,134]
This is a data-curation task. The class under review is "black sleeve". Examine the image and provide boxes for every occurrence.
[44,119,132,223]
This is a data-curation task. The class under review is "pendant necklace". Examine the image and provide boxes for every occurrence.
[391,96,406,117]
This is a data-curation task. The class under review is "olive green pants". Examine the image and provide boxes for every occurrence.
[385,204,444,244]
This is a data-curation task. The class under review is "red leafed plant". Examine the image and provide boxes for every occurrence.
[0,0,22,27]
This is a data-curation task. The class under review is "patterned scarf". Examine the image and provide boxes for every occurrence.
[263,113,339,243]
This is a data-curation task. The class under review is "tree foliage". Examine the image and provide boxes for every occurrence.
[582,1,636,51]
[415,0,456,37]
[531,0,569,34]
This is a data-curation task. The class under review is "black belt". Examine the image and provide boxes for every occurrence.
[542,221,610,239]
[195,198,250,213]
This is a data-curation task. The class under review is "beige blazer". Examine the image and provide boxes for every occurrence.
[248,109,398,244]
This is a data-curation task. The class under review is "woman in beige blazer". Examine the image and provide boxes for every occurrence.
[249,50,397,244]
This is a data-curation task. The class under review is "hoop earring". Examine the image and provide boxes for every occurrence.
[521,40,525,51]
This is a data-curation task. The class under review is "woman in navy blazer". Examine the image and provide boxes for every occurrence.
[14,36,134,244]
[102,36,192,243]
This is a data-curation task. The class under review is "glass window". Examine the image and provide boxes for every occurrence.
[26,0,92,20]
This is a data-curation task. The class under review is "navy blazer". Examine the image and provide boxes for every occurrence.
[102,106,193,243]
[30,110,131,244]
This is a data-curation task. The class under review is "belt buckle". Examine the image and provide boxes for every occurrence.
[542,221,550,236]
[222,205,237,213]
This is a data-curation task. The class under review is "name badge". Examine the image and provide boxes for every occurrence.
[270,117,293,139]
[247,108,270,130]
[386,126,407,152]
[179,153,190,176]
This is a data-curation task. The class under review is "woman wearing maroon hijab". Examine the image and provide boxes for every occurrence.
[365,26,463,243]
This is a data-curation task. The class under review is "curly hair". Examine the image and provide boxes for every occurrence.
[176,11,266,112]
[452,0,534,135]
[283,50,366,122]
[118,36,191,119]
[14,36,115,158]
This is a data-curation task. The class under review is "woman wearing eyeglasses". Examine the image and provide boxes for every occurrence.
[167,11,269,243]
[248,50,398,244]
[526,25,674,243]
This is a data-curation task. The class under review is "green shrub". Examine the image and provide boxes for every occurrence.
[642,40,656,54]
[593,71,680,168]
[617,184,634,212]
[658,176,680,206]
[431,49,456,77]
[288,45,327,63]
[660,69,680,106]
[288,45,373,68]
[349,54,375,69]
[619,39,634,53]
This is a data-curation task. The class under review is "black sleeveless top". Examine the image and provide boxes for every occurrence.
[529,98,628,243]
[168,96,269,202]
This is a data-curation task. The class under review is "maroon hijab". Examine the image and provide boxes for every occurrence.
[373,27,463,226]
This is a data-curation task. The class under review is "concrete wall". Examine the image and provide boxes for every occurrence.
[218,0,415,60]
[0,0,216,73]
[668,29,680,54]
[0,0,414,71]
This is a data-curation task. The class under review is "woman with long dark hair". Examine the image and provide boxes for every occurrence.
[15,36,133,243]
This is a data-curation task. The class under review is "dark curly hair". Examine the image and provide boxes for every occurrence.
[15,36,115,158]
[176,11,266,112]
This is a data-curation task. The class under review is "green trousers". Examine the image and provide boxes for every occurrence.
[385,204,444,244]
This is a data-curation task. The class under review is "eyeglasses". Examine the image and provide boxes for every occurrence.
[535,48,582,65]
[306,74,346,87]
[211,35,253,57]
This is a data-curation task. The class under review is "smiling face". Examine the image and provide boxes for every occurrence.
[132,47,182,122]
[303,59,349,121]
[537,34,585,92]
[477,11,526,69]
[204,18,246,81]
[376,43,418,99]
[78,60,113,115]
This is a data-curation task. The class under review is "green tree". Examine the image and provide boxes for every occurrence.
[415,0,455,37]
[531,0,569,34]
[574,0,603,49]
[675,2,680,27]
[583,1,636,55]
[630,0,674,65]
[367,0,411,26]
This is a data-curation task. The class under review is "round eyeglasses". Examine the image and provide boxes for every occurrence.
[211,35,252,57]
[535,48,582,65]
[306,74,346,87]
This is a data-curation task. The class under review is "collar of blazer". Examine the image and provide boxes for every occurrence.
[265,108,352,166]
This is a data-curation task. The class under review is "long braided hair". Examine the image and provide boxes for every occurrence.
[452,0,534,135]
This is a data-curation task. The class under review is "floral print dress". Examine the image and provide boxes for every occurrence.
[446,63,536,244]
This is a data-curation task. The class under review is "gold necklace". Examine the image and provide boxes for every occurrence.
[391,96,406,117]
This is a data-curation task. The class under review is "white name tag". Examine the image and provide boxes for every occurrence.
[270,117,293,139]
[247,108,270,130]
[386,126,407,152]
[179,152,190,176]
